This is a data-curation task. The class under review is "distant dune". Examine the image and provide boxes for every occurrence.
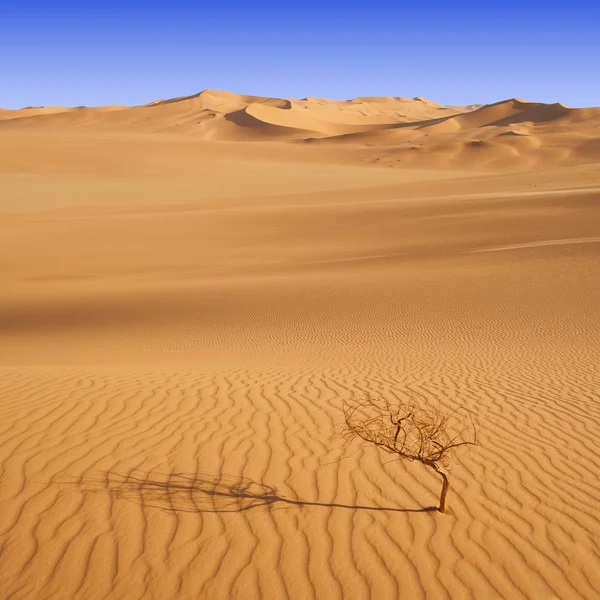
[1,89,599,170]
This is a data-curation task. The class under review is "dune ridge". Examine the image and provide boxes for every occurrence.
[2,89,598,170]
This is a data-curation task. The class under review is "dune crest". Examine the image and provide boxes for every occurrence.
[1,89,598,170]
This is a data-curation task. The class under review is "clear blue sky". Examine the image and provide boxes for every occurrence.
[1,0,599,109]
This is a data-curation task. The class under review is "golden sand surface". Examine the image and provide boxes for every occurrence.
[1,91,599,599]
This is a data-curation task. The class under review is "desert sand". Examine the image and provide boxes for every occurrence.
[1,90,599,599]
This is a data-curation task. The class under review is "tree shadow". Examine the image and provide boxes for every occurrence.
[74,471,437,515]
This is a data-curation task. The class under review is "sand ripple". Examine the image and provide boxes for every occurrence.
[1,350,600,599]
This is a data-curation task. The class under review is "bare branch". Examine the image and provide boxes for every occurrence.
[342,394,476,513]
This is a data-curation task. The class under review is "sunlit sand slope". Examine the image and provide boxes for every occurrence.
[0,100,599,600]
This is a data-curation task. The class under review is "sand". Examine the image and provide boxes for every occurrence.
[0,91,599,600]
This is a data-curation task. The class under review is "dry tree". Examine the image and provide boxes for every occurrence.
[342,394,476,513]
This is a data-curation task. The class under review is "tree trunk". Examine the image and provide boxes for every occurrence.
[431,462,450,513]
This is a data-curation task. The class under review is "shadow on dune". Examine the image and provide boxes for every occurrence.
[74,471,436,514]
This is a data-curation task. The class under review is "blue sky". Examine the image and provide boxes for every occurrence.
[1,0,599,109]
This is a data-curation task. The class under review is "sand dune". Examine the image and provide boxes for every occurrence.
[0,90,600,599]
[1,90,598,172]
